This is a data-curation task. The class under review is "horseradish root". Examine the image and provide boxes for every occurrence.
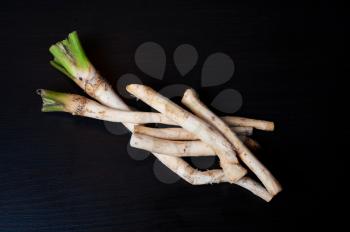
[37,89,175,125]
[221,116,274,131]
[38,31,281,201]
[38,91,270,200]
[130,133,258,156]
[182,89,282,195]
[37,90,254,138]
[48,32,233,189]
[131,133,215,156]
[126,84,247,183]
[154,154,273,201]
[134,125,253,140]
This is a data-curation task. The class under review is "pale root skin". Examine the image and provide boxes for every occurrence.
[40,83,270,200]
[130,133,258,156]
[87,81,269,199]
[153,153,272,202]
[38,91,259,156]
[135,126,198,140]
[39,91,175,125]
[39,88,273,201]
[235,177,273,202]
[126,84,247,183]
[131,133,215,156]
[154,153,225,184]
[134,125,253,140]
[61,65,176,130]
[45,32,276,201]
[54,74,232,187]
[222,116,274,131]
[73,65,137,132]
[182,89,282,195]
[37,74,264,192]
[39,90,259,136]
[230,126,253,136]
[49,32,236,189]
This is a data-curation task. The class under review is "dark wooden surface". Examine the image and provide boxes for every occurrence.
[0,1,342,231]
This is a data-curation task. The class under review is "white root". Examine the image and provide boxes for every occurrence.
[51,92,268,135]
[58,93,175,125]
[222,116,274,131]
[182,89,282,195]
[50,91,271,199]
[126,84,247,183]
[43,88,274,200]
[231,126,253,136]
[235,177,273,202]
[135,126,198,140]
[131,133,259,157]
[71,72,270,200]
[131,133,215,156]
[134,125,253,140]
[153,154,224,184]
[55,89,274,131]
[154,154,273,202]
[47,33,277,201]
[66,70,239,188]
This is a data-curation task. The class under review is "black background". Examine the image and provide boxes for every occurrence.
[0,0,342,231]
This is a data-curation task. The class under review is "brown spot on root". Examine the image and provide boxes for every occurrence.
[72,96,87,116]
[83,69,106,97]
[98,110,106,116]
[85,78,103,97]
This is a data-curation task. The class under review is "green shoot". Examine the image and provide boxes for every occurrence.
[36,89,70,112]
[49,31,91,80]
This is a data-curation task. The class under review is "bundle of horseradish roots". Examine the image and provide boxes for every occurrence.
[37,31,282,202]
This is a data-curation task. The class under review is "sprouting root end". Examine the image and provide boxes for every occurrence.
[36,89,69,112]
[49,31,90,80]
